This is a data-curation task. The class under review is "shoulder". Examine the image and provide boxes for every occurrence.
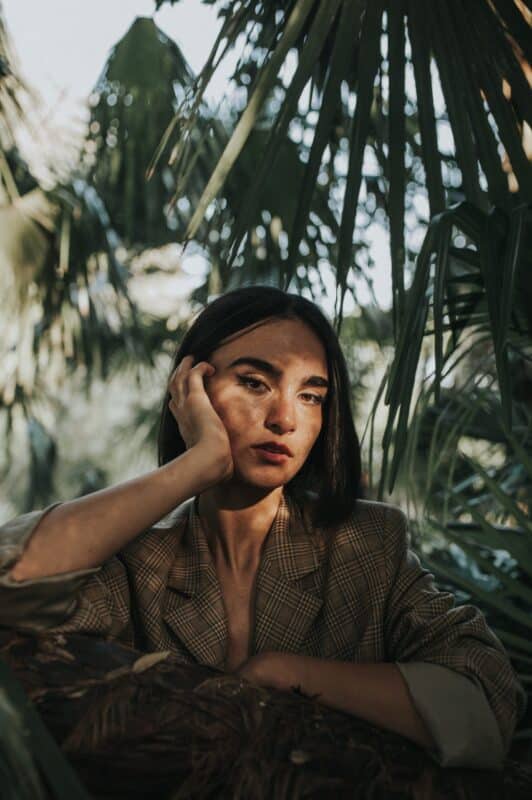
[308,499,410,581]
[329,498,408,545]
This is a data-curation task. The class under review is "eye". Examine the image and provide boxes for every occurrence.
[237,375,267,392]
[302,393,326,405]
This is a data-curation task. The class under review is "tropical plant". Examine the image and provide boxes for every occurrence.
[83,15,367,306]
[375,200,531,495]
[398,374,532,755]
[0,657,91,800]
[156,0,530,322]
[151,0,531,499]
[84,16,200,247]
[0,11,161,509]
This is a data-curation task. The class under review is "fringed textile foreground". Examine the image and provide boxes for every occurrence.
[1,631,531,800]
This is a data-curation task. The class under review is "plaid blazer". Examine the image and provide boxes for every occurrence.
[0,492,527,768]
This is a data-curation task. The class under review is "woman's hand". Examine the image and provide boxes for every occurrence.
[167,355,233,484]
[235,652,300,691]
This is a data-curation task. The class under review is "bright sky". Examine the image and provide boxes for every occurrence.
[2,0,233,120]
[2,0,392,311]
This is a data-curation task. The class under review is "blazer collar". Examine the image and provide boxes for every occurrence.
[164,492,324,667]
[166,492,322,593]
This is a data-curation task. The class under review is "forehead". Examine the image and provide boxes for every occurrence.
[213,317,328,370]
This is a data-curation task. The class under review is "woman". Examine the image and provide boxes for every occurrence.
[0,287,526,769]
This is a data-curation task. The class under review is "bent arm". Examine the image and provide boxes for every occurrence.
[249,653,504,768]
[253,654,435,750]
[7,445,225,582]
[382,505,527,764]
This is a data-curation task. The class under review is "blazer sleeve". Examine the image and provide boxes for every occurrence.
[0,504,133,643]
[382,505,528,769]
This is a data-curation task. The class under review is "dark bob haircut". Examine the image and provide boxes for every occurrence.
[157,286,362,529]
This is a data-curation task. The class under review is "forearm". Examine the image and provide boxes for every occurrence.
[9,446,222,581]
[275,655,436,752]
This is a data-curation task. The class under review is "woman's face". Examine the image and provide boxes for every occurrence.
[203,317,329,489]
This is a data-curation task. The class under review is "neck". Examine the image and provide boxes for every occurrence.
[197,483,284,574]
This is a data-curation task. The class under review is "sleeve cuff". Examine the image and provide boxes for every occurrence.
[396,661,505,769]
[0,503,101,630]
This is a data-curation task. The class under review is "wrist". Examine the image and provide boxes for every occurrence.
[260,651,304,691]
[191,443,232,487]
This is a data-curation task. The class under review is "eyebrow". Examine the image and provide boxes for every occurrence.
[228,357,329,389]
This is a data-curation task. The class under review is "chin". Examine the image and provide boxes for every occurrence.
[233,463,293,490]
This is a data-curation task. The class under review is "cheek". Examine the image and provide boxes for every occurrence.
[209,387,260,434]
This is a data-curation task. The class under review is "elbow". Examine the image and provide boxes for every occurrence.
[8,560,33,583]
[417,720,505,771]
[395,661,510,770]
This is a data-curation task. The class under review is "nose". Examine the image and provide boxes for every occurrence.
[265,391,296,435]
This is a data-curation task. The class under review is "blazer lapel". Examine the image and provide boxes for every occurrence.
[163,492,325,668]
[164,498,227,668]
[252,493,324,655]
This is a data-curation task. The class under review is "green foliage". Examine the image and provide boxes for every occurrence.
[158,0,530,330]
[378,201,532,495]
[0,13,31,150]
[82,14,345,296]
[0,12,165,509]
[0,658,91,799]
[389,315,532,740]
[200,127,342,294]
[84,17,198,247]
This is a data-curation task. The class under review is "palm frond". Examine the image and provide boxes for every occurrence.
[184,0,319,242]
[84,17,199,247]
[379,201,531,495]
[156,0,529,317]
[387,373,532,727]
[0,11,33,151]
[0,657,91,799]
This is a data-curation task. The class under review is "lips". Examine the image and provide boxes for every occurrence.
[253,442,293,457]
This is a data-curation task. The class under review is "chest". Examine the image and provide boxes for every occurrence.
[216,566,258,672]
[153,519,384,669]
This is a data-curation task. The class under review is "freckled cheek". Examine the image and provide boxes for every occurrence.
[209,390,261,443]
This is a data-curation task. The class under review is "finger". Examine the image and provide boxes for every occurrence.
[188,362,216,393]
[169,355,194,383]
[181,358,210,397]
[169,355,191,381]
[169,355,195,398]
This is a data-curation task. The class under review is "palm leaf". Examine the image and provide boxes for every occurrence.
[225,0,345,276]
[284,0,360,292]
[85,17,200,246]
[475,0,532,127]
[379,201,531,494]
[335,0,385,328]
[386,363,531,683]
[184,0,318,241]
[407,1,445,215]
[388,0,407,335]
[0,658,91,799]
[0,11,33,151]
[463,2,532,200]
[443,2,513,207]
[156,0,529,306]
[490,0,532,63]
